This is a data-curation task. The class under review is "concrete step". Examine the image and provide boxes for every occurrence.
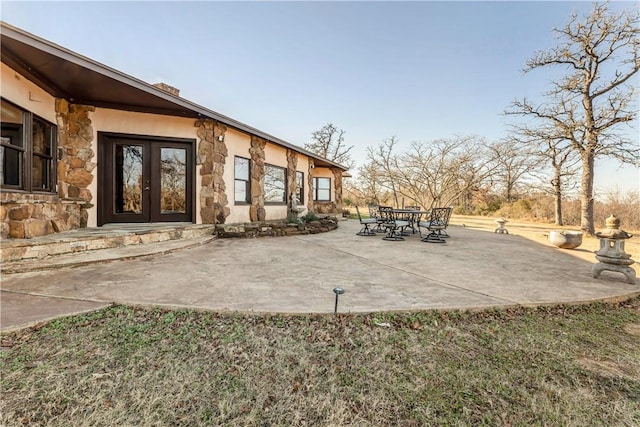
[1,234,216,274]
[1,223,216,264]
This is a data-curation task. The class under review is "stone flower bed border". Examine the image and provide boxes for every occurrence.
[214,216,338,238]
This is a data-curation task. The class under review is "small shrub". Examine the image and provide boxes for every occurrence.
[286,211,301,224]
[300,211,319,223]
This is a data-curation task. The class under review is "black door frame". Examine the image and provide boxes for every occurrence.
[98,132,195,226]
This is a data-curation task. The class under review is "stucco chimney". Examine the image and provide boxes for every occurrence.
[153,82,180,97]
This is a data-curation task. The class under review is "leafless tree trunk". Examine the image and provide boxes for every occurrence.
[552,166,564,226]
[580,150,596,232]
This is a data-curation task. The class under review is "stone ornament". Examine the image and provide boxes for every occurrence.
[494,218,509,234]
[549,230,583,249]
[592,215,636,284]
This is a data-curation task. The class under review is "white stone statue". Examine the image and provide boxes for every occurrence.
[290,192,299,212]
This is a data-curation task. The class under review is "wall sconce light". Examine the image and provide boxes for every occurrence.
[217,135,224,142]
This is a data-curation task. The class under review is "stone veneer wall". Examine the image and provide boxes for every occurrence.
[332,167,343,211]
[286,149,298,205]
[307,160,315,212]
[313,202,337,214]
[249,136,266,222]
[215,216,338,238]
[0,101,94,239]
[196,119,229,224]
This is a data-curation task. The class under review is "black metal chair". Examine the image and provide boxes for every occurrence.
[355,206,377,236]
[418,207,452,243]
[440,206,453,238]
[368,205,385,232]
[379,207,409,241]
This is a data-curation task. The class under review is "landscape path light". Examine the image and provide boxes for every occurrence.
[333,287,345,314]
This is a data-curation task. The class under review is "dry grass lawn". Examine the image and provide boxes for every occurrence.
[1,298,640,426]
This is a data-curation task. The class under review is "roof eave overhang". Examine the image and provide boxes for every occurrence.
[0,21,349,171]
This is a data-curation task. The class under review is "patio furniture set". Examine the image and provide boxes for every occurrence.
[355,205,453,243]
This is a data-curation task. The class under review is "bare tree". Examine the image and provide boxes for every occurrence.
[543,140,581,226]
[396,136,496,210]
[305,123,355,169]
[366,136,402,207]
[508,3,640,234]
[354,162,389,206]
[485,139,541,202]
[507,123,580,225]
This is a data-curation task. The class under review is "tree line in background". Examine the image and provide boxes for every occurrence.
[306,3,639,233]
[342,134,639,231]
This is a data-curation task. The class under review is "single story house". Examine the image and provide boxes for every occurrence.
[0,22,348,239]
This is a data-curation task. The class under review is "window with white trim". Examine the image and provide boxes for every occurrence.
[313,177,331,201]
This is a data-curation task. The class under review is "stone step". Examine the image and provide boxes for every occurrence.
[1,234,216,274]
[0,223,216,263]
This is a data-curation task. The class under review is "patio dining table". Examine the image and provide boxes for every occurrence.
[390,208,429,235]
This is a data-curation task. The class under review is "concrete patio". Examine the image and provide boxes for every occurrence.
[1,218,638,331]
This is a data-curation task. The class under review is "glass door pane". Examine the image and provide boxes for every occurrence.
[160,147,186,214]
[115,144,143,214]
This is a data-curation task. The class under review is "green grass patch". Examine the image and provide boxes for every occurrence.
[1,299,639,426]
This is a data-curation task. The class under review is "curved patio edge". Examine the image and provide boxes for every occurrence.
[1,219,638,331]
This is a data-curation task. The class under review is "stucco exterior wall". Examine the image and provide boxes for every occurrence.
[224,129,314,223]
[1,63,56,123]
[224,128,252,224]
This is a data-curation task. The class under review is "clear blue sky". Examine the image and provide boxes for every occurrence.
[2,1,638,194]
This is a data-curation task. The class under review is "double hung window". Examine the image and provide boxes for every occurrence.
[1,99,56,192]
[313,177,331,201]
[234,156,250,204]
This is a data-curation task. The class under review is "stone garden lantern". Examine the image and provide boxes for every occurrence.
[494,217,509,234]
[591,215,636,284]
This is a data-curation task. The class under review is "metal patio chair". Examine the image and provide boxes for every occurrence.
[379,206,409,241]
[418,207,452,243]
[439,206,453,238]
[355,205,377,236]
[368,205,385,232]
